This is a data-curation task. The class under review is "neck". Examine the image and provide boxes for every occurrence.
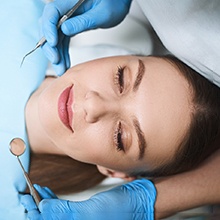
[25,77,63,155]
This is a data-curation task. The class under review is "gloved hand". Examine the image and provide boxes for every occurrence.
[40,0,132,76]
[21,179,156,220]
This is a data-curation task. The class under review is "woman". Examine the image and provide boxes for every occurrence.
[24,0,220,219]
[1,1,220,220]
[22,55,220,220]
[26,54,220,178]
[22,52,220,220]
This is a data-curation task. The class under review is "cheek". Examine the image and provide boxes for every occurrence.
[38,87,59,135]
[61,123,114,164]
[73,63,112,86]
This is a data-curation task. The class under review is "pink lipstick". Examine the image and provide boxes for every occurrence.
[58,85,74,132]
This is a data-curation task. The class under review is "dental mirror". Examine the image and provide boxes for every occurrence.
[9,137,26,157]
[9,138,41,206]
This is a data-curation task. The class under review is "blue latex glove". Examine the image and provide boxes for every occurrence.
[21,179,156,220]
[40,0,132,76]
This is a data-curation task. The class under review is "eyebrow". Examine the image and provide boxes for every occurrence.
[133,59,145,92]
[133,117,147,160]
[132,59,146,160]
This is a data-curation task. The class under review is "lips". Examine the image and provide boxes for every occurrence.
[58,85,74,132]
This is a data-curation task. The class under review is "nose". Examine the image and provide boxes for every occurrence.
[84,91,116,123]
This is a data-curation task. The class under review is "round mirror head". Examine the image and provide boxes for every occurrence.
[9,138,26,156]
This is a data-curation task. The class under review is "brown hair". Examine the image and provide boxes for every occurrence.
[133,55,220,177]
[28,153,106,194]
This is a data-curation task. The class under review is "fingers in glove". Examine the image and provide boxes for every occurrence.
[34,184,58,199]
[53,35,70,76]
[41,42,60,64]
[21,194,38,211]
[41,3,60,46]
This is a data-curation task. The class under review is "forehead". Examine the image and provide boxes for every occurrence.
[135,57,192,169]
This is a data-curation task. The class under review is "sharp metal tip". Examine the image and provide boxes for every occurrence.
[20,47,38,68]
[20,55,27,68]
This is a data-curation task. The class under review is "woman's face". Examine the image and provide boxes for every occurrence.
[37,56,192,174]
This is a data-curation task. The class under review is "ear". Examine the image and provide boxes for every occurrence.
[97,165,136,181]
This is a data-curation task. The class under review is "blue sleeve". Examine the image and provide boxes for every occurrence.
[0,0,48,219]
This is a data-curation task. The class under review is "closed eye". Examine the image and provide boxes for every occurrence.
[114,66,125,93]
[114,121,125,152]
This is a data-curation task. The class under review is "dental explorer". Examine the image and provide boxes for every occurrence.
[20,0,86,67]
[9,138,41,206]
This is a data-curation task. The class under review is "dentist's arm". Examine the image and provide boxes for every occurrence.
[21,179,156,220]
[40,0,132,76]
[21,150,220,219]
[154,148,220,219]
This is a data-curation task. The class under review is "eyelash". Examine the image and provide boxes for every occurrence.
[114,66,125,93]
[114,122,125,152]
[113,66,125,152]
